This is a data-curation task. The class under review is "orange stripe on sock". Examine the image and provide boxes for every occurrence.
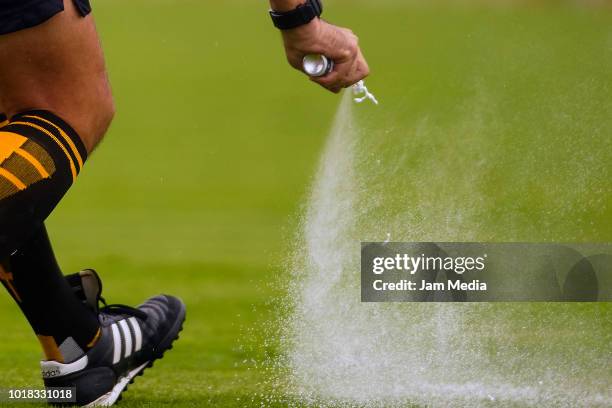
[10,121,77,182]
[15,148,50,178]
[0,168,26,190]
[86,328,102,348]
[38,335,64,363]
[0,120,8,128]
[0,264,21,303]
[22,115,84,170]
[0,131,27,163]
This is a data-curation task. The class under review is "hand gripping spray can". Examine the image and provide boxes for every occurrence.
[302,54,378,105]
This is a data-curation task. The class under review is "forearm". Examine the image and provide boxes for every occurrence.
[269,0,304,12]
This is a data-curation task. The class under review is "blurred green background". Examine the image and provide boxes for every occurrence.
[0,0,610,406]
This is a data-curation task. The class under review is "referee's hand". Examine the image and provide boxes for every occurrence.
[280,19,369,93]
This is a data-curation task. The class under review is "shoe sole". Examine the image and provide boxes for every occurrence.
[85,299,187,407]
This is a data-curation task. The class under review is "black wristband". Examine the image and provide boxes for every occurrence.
[269,0,323,30]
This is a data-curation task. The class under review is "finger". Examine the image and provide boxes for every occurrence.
[331,61,361,89]
[312,60,354,88]
[325,30,359,64]
[309,69,341,87]
[344,51,370,86]
[331,48,367,88]
[309,75,342,93]
[288,53,305,71]
[324,84,343,94]
[355,49,370,79]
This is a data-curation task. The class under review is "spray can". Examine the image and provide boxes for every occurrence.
[302,54,334,77]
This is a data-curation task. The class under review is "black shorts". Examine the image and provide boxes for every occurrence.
[0,0,91,35]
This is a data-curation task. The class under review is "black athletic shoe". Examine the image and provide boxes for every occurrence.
[42,269,186,406]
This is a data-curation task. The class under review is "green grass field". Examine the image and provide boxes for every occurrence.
[0,1,610,407]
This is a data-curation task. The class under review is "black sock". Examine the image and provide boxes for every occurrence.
[0,225,100,362]
[0,110,87,257]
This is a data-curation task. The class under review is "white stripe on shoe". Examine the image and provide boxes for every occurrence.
[128,317,143,352]
[110,323,122,364]
[119,320,133,358]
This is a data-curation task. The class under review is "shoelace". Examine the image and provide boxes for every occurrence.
[98,296,148,321]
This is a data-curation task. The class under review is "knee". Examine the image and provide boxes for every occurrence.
[2,88,115,154]
[59,89,115,154]
[88,93,115,149]
[71,83,115,153]
[33,94,114,154]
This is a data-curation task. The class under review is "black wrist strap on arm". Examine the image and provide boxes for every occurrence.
[269,0,323,30]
